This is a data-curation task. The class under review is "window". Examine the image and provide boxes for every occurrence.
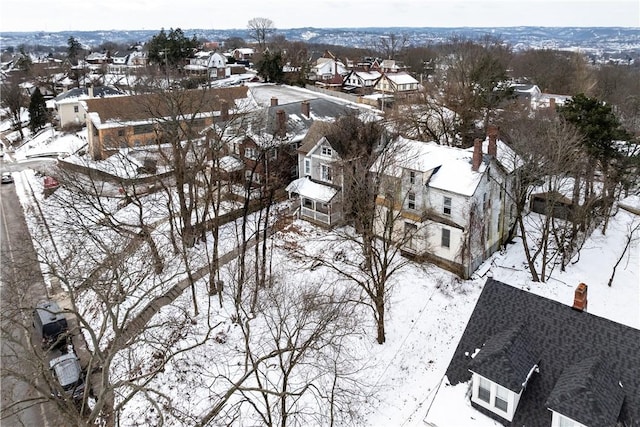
[245,147,257,160]
[304,159,310,176]
[441,228,451,248]
[409,170,416,184]
[407,192,416,210]
[73,106,79,113]
[321,146,332,156]
[133,124,154,135]
[117,129,124,137]
[269,148,277,160]
[303,198,313,209]
[494,385,509,412]
[443,197,452,215]
[558,414,577,427]
[321,164,332,182]
[478,377,491,403]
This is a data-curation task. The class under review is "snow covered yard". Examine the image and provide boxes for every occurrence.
[7,127,639,426]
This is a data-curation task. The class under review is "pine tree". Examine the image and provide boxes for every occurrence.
[28,88,48,133]
[67,36,83,65]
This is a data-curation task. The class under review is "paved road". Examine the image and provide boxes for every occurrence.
[0,176,64,426]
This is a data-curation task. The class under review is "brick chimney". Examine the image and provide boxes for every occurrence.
[220,99,229,120]
[549,97,556,112]
[276,109,286,137]
[572,283,588,312]
[301,100,310,117]
[472,138,482,172]
[487,125,498,157]
[270,97,278,107]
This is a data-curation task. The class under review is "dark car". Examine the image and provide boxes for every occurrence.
[1,172,13,184]
[33,300,69,350]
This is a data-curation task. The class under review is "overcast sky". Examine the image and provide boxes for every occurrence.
[1,0,638,32]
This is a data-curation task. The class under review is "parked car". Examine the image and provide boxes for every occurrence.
[33,300,69,350]
[49,352,85,401]
[1,172,13,184]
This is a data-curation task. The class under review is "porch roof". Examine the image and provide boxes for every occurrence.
[286,177,338,203]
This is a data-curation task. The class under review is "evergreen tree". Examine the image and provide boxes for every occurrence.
[28,88,48,133]
[67,36,82,64]
[147,28,198,68]
[255,50,284,83]
[559,93,629,161]
[559,93,634,233]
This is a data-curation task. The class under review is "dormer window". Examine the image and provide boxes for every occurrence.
[321,146,332,157]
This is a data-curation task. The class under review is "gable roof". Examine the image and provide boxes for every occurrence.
[374,138,486,197]
[468,323,540,393]
[444,278,640,427]
[246,98,361,147]
[545,355,625,426]
[298,121,337,154]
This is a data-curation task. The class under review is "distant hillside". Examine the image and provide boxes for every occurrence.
[1,27,639,55]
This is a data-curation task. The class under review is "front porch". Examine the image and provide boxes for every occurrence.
[286,177,342,227]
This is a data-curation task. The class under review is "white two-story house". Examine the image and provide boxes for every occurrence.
[372,127,519,278]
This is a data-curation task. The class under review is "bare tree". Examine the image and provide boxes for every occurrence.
[0,78,27,141]
[247,17,276,51]
[390,88,459,145]
[430,36,512,146]
[499,109,588,281]
[1,168,219,426]
[299,118,426,344]
[374,33,409,60]
[608,217,640,287]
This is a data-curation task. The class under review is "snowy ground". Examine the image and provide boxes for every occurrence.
[5,118,639,427]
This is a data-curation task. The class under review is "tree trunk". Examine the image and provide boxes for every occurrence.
[375,298,386,344]
[518,216,540,282]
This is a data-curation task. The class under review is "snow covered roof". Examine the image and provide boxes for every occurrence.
[375,138,486,197]
[352,70,381,80]
[217,155,243,172]
[466,137,522,174]
[383,72,418,85]
[286,177,338,203]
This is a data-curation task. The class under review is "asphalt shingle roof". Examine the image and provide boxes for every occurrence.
[445,278,640,427]
[545,355,626,427]
[468,323,540,393]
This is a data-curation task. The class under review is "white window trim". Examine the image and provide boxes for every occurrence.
[321,164,332,182]
[550,411,588,427]
[443,196,452,215]
[304,158,311,176]
[407,192,416,210]
[470,373,520,422]
[441,228,450,248]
